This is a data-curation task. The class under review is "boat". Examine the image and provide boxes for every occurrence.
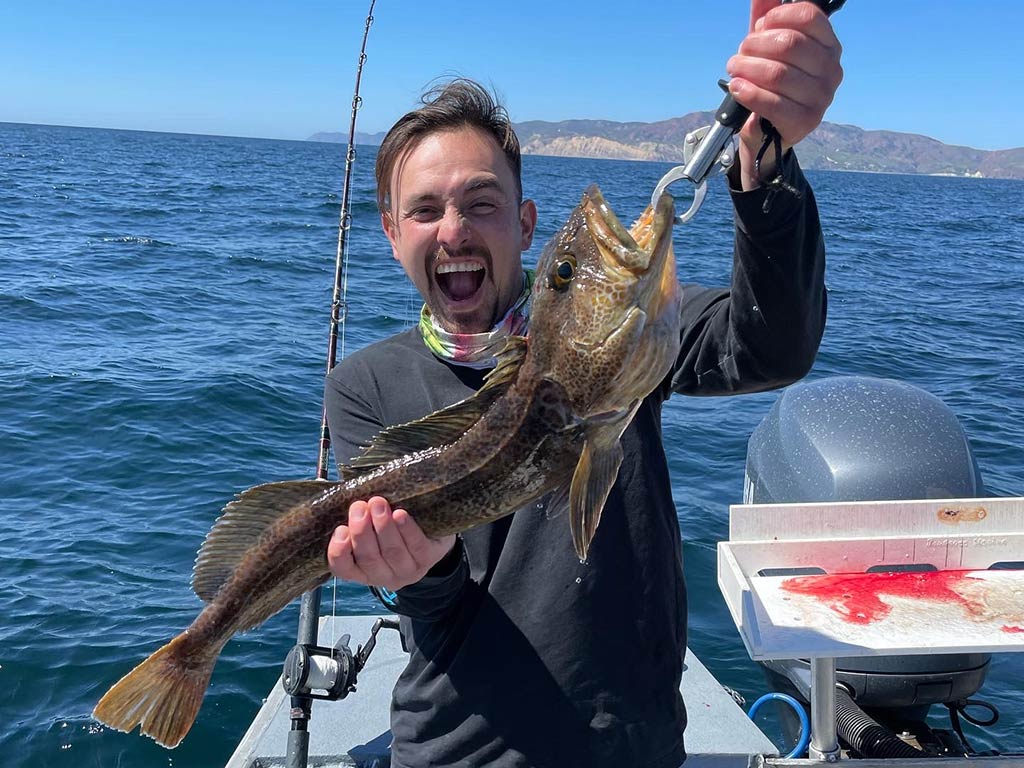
[225,375,1024,767]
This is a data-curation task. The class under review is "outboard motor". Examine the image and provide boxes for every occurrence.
[745,375,992,757]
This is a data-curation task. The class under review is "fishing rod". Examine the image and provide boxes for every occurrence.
[316,0,377,483]
[286,3,377,768]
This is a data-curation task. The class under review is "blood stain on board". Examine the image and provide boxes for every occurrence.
[780,570,988,625]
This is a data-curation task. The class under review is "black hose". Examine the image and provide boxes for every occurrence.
[835,688,924,759]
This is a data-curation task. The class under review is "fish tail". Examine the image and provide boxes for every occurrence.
[93,631,216,749]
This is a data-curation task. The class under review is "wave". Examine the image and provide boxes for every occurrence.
[98,235,176,247]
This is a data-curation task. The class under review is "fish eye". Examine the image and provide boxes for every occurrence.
[550,256,576,291]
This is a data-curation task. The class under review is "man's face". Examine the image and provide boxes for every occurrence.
[383,127,537,334]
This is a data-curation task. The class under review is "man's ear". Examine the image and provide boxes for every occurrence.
[381,211,400,261]
[519,199,538,252]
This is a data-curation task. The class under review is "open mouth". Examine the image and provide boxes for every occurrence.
[436,261,485,303]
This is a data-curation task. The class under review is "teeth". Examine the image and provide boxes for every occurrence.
[436,262,484,275]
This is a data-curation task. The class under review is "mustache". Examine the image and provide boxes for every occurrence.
[429,245,492,273]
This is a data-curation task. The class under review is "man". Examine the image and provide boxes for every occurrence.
[323,3,842,766]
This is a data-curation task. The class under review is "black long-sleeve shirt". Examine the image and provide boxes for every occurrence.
[324,158,826,768]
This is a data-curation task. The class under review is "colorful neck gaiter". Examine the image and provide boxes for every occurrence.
[419,269,534,369]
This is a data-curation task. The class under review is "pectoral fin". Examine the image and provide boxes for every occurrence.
[568,402,644,561]
[541,481,572,521]
[568,430,624,561]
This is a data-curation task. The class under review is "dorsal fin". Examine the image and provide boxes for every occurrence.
[191,479,337,602]
[341,336,527,480]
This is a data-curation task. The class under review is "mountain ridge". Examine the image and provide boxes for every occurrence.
[308,113,1024,180]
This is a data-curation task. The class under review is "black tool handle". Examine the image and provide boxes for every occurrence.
[781,0,845,20]
[712,0,845,130]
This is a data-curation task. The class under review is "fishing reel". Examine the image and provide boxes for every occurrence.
[282,617,401,701]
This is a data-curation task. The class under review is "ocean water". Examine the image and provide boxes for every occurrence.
[2,121,1023,767]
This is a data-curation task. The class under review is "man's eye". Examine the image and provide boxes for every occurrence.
[470,201,497,212]
[408,208,440,221]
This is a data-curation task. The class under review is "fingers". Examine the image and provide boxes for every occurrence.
[755,1,843,51]
[329,498,400,587]
[728,51,827,113]
[728,2,843,149]
[327,524,364,582]
[392,507,457,570]
[733,28,838,86]
[749,0,780,33]
[326,498,456,591]
[367,497,421,579]
[326,500,384,585]
[727,60,832,144]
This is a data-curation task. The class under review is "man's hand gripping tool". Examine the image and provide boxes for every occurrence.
[652,0,846,224]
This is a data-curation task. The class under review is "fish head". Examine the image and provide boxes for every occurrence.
[527,184,682,419]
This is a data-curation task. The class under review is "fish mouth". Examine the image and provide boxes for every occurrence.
[581,185,674,278]
[580,185,677,315]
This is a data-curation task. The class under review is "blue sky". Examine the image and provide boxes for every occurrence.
[2,0,1021,150]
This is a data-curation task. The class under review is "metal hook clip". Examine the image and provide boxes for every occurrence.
[651,124,735,226]
[652,169,707,225]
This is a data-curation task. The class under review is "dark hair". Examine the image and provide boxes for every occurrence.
[374,78,523,216]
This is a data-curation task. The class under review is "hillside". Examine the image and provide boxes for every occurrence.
[307,115,1024,180]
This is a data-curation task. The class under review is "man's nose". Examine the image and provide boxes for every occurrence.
[437,206,470,248]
